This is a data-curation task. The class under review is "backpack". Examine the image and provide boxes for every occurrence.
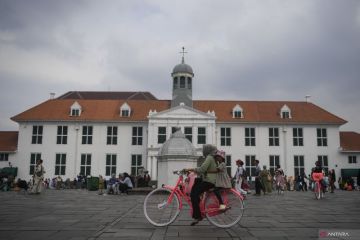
[242,167,248,178]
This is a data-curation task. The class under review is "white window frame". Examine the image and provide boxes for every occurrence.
[106,154,117,176]
[55,153,66,176]
[80,154,91,176]
[57,125,68,144]
[220,127,231,146]
[269,155,280,175]
[82,126,93,144]
[293,128,304,146]
[294,155,304,176]
[317,128,328,146]
[184,127,192,142]
[197,127,206,144]
[31,125,43,144]
[269,127,279,146]
[30,153,41,175]
[107,126,118,145]
[348,156,357,164]
[245,127,256,146]
[132,126,143,145]
[131,154,143,176]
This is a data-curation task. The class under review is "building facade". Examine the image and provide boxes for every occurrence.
[1,56,359,185]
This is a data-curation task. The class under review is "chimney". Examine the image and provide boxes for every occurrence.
[50,92,56,99]
[305,95,311,103]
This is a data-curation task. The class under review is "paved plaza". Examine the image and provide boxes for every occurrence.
[0,189,359,240]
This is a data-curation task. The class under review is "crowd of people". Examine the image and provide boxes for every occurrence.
[0,158,153,195]
[1,154,358,200]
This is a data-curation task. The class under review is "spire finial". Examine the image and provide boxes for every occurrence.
[179,46,187,64]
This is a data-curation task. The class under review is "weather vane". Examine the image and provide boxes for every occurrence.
[179,46,187,63]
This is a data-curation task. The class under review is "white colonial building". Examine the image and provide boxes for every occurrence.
[1,55,359,185]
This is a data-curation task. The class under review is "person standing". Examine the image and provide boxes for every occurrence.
[275,165,285,193]
[254,160,262,195]
[98,175,105,195]
[329,169,336,193]
[234,159,247,195]
[31,159,45,194]
[260,165,272,194]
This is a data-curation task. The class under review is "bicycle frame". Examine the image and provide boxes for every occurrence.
[162,174,191,214]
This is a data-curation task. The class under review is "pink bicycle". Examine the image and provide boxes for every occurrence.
[143,170,245,228]
[312,172,324,200]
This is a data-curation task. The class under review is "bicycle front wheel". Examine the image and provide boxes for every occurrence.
[205,189,245,228]
[143,188,180,227]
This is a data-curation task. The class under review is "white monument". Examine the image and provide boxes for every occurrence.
[157,129,198,187]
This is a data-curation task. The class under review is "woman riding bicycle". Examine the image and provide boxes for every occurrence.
[311,161,325,193]
[187,144,217,226]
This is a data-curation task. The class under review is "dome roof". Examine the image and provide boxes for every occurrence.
[158,130,197,158]
[172,63,194,76]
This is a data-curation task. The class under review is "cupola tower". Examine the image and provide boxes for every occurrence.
[171,47,194,108]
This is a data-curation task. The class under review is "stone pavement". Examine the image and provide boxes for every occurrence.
[0,189,359,240]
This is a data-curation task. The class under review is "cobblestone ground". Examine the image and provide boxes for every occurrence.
[0,189,359,240]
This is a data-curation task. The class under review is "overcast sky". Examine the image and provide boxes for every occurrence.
[0,0,359,132]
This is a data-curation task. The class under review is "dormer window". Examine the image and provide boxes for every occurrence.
[232,104,243,118]
[70,101,82,117]
[120,102,131,117]
[71,109,80,116]
[280,104,291,119]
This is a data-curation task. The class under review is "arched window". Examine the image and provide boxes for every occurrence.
[187,77,192,89]
[232,104,243,118]
[120,102,131,117]
[280,104,291,119]
[173,77,178,89]
[180,76,185,88]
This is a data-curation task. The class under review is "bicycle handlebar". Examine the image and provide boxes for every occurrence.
[172,169,193,175]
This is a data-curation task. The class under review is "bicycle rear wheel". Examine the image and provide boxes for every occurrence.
[205,189,244,228]
[314,182,321,200]
[143,188,180,226]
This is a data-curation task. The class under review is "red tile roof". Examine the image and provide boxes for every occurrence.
[0,131,18,152]
[340,132,360,151]
[194,100,347,124]
[57,91,157,100]
[11,97,346,125]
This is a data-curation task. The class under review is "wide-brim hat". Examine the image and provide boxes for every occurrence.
[214,150,226,160]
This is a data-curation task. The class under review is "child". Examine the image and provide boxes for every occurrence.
[213,150,232,210]
[98,175,105,195]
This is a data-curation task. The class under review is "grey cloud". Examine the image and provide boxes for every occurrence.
[0,0,359,132]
